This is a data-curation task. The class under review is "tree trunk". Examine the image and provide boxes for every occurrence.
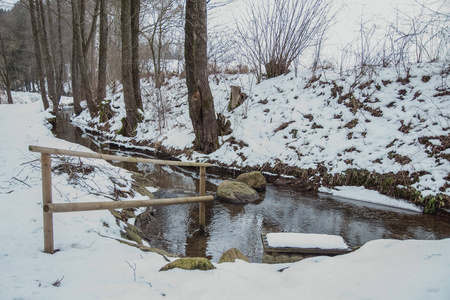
[71,3,82,115]
[72,0,97,118]
[185,0,201,146]
[0,34,13,104]
[185,0,218,154]
[0,69,13,104]
[28,0,49,110]
[96,0,107,103]
[55,0,65,101]
[121,0,140,136]
[45,0,63,102]
[131,0,142,111]
[37,0,58,113]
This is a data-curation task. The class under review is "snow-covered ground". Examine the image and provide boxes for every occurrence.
[1,89,450,299]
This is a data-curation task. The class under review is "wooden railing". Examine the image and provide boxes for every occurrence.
[29,145,214,254]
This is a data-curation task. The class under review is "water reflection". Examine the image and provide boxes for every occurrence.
[138,182,450,262]
[54,107,450,262]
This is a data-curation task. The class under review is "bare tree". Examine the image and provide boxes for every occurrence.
[28,0,50,110]
[141,0,183,89]
[120,0,141,136]
[237,0,333,82]
[0,33,13,104]
[96,0,108,103]
[185,0,218,153]
[71,0,98,118]
[131,0,142,111]
[37,0,59,112]
[141,0,183,131]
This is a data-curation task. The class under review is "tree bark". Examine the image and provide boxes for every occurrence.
[71,0,82,115]
[37,0,58,113]
[28,0,49,110]
[121,0,140,136]
[0,68,13,104]
[72,0,97,118]
[0,33,13,104]
[131,0,142,111]
[55,0,65,101]
[185,0,218,154]
[96,0,107,103]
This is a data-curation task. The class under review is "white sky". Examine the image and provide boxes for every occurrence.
[0,0,16,10]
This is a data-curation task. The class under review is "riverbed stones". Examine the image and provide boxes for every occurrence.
[219,248,249,263]
[217,180,260,203]
[159,257,216,271]
[236,171,266,191]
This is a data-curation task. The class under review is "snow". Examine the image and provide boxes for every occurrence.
[72,63,449,199]
[319,186,423,212]
[266,233,349,250]
[2,89,450,300]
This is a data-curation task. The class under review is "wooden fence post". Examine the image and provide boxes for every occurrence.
[30,146,214,249]
[41,153,54,254]
[199,166,206,230]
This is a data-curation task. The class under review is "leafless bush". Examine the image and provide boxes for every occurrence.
[236,0,333,83]
[388,1,449,76]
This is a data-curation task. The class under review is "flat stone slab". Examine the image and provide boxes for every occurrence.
[262,233,352,256]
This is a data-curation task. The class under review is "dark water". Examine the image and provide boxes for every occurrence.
[55,107,450,262]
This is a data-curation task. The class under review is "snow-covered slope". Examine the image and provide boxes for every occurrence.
[72,63,449,209]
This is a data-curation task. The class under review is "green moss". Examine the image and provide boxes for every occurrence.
[109,209,122,221]
[159,257,216,271]
[122,223,143,245]
[99,100,113,123]
[122,208,136,220]
[117,118,126,136]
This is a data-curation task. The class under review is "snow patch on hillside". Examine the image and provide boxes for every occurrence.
[73,63,449,198]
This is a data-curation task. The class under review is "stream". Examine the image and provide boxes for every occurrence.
[54,107,450,262]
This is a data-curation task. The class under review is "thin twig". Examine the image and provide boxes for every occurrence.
[125,261,137,282]
[20,158,40,166]
[12,177,31,188]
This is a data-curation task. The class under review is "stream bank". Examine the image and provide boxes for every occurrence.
[51,107,450,262]
[64,113,450,215]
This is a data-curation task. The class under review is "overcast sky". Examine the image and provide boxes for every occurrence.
[1,0,447,67]
[0,0,16,10]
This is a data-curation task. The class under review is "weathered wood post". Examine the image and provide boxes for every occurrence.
[199,166,206,230]
[41,153,54,254]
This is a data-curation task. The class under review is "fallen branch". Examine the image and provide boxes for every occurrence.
[12,176,31,188]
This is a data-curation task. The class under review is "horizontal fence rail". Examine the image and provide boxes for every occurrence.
[29,145,213,254]
[43,196,214,213]
[29,145,212,167]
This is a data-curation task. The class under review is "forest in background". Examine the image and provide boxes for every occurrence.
[0,2,448,204]
[0,0,447,123]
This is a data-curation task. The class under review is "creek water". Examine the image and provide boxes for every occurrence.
[54,107,450,262]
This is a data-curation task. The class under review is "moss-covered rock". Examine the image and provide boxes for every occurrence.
[236,171,266,191]
[159,257,216,271]
[131,171,156,198]
[217,180,260,204]
[122,223,143,245]
[219,248,249,263]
